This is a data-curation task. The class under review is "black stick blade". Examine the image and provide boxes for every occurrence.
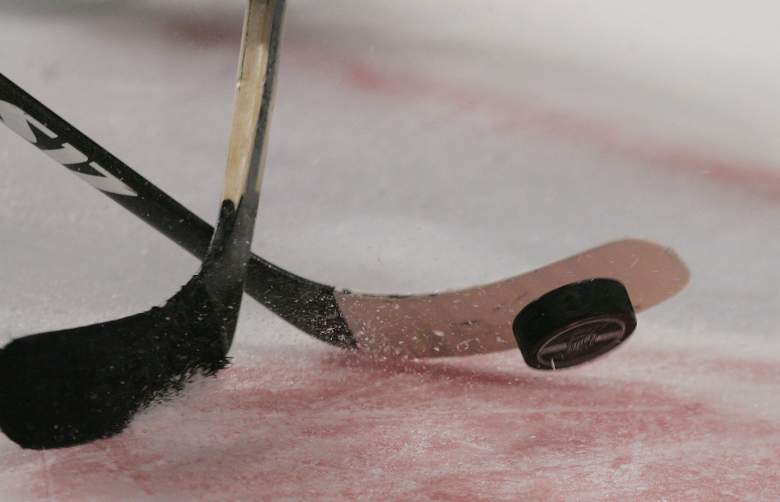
[0,276,232,449]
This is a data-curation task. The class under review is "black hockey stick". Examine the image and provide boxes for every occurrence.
[0,0,285,450]
[0,73,355,351]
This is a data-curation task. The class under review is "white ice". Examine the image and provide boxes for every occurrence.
[1,1,779,500]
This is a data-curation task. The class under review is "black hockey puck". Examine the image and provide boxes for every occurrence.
[512,278,636,370]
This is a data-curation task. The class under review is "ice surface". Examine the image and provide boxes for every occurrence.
[1,0,779,500]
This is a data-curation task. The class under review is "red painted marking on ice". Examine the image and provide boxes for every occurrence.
[625,346,780,387]
[163,15,239,48]
[156,16,780,202]
[284,40,780,202]
[4,349,779,500]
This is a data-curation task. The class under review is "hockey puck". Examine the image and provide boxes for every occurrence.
[512,278,636,370]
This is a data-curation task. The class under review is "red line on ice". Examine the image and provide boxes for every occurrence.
[164,15,780,202]
[284,40,780,202]
[5,349,779,500]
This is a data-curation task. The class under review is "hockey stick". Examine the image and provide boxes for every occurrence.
[0,0,285,450]
[0,72,354,350]
[0,73,690,361]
